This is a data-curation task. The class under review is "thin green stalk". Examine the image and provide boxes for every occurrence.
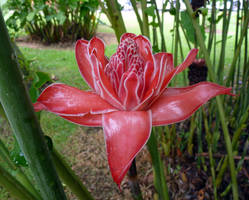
[0,9,67,200]
[51,148,94,200]
[217,0,233,82]
[127,159,143,200]
[147,128,170,200]
[102,0,126,41]
[187,115,196,155]
[226,12,249,86]
[130,0,144,34]
[152,0,166,51]
[207,0,216,53]
[196,110,206,171]
[141,0,150,39]
[216,105,249,187]
[174,0,180,67]
[180,23,192,51]
[183,1,239,199]
[0,165,37,200]
[0,140,42,200]
[202,108,217,200]
[221,138,249,197]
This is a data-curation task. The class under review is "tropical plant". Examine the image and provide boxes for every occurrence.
[5,0,99,43]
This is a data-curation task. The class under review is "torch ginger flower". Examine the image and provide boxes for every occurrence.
[34,33,233,186]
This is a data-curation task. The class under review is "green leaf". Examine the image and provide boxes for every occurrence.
[149,21,159,27]
[10,139,28,167]
[180,10,206,44]
[35,71,51,88]
[26,12,35,22]
[29,71,51,103]
[169,7,176,15]
[145,6,155,16]
[199,8,208,16]
[55,12,66,25]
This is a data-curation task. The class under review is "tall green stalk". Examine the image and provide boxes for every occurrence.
[51,148,94,200]
[147,128,170,200]
[98,0,126,41]
[0,9,67,200]
[182,1,239,199]
[226,12,249,86]
[141,0,150,38]
[0,140,42,200]
[0,165,37,200]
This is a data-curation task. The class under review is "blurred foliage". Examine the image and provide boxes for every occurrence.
[5,0,99,43]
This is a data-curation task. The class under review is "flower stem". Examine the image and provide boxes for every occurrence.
[183,1,239,199]
[51,148,94,200]
[147,128,170,200]
[127,159,143,200]
[0,9,66,200]
[0,139,42,200]
[0,165,37,200]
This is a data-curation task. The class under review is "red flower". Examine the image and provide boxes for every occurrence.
[34,33,233,186]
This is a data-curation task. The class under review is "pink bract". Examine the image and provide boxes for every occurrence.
[34,33,234,186]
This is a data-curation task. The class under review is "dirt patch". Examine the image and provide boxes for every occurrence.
[16,32,118,50]
[61,126,154,200]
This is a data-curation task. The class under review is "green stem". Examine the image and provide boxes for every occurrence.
[0,165,37,200]
[130,0,144,35]
[152,0,166,51]
[141,0,150,39]
[226,12,249,86]
[127,159,143,200]
[215,105,249,187]
[0,140,42,200]
[52,148,94,200]
[147,128,170,200]
[202,108,217,200]
[0,9,67,200]
[182,1,239,199]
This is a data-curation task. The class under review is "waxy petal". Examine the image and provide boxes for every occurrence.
[120,33,136,42]
[176,49,198,74]
[62,114,102,127]
[34,83,117,116]
[134,35,153,63]
[151,82,234,126]
[119,72,141,110]
[75,40,95,90]
[103,110,152,186]
[88,37,109,69]
[90,54,124,110]
[153,52,174,73]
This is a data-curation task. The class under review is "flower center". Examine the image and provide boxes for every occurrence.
[105,38,145,102]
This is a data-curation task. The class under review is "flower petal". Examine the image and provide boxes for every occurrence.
[102,110,152,186]
[153,52,174,73]
[176,49,198,74]
[119,72,141,110]
[88,37,109,69]
[120,33,136,43]
[134,35,153,62]
[151,82,234,126]
[61,114,102,127]
[34,83,117,116]
[75,40,95,90]
[90,54,124,109]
